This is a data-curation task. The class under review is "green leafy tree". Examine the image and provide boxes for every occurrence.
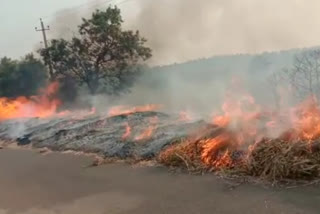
[0,54,47,98]
[40,6,152,95]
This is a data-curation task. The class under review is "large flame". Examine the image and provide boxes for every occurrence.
[290,97,320,141]
[0,82,61,121]
[200,92,320,169]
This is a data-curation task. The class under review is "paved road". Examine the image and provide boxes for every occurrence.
[0,149,319,214]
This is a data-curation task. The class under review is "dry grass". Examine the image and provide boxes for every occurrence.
[247,139,320,181]
[158,139,207,172]
[158,136,320,182]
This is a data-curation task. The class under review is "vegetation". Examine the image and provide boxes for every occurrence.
[0,54,47,98]
[284,50,320,101]
[267,49,320,106]
[40,6,152,95]
[159,134,320,182]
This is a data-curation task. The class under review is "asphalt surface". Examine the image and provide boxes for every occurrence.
[0,149,319,214]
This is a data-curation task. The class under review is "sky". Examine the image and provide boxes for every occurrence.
[0,0,133,59]
[2,0,320,65]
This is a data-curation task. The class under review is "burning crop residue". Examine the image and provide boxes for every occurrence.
[159,91,320,181]
[3,80,320,182]
[135,116,158,141]
[122,122,132,140]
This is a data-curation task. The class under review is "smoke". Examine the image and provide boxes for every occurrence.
[49,0,320,65]
[46,0,316,122]
[47,0,108,40]
[124,0,320,65]
[7,121,27,138]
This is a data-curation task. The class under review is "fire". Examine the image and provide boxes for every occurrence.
[213,115,230,128]
[289,97,320,141]
[122,122,132,140]
[201,133,234,167]
[202,92,266,168]
[199,91,320,169]
[200,91,277,168]
[0,82,61,121]
[135,116,158,141]
[212,94,262,143]
[108,104,161,117]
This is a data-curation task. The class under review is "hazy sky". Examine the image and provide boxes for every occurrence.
[2,0,320,65]
[0,0,132,59]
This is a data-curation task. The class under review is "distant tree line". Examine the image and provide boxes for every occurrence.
[0,54,47,98]
[269,49,320,106]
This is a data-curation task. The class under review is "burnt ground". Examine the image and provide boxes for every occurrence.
[0,148,319,214]
[0,111,211,159]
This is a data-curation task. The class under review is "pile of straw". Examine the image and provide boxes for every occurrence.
[158,133,320,181]
[158,138,206,172]
[247,138,320,181]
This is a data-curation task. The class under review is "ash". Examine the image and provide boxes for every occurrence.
[0,111,208,159]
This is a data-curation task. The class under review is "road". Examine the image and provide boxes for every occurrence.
[0,148,318,214]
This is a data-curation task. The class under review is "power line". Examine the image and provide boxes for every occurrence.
[35,19,54,79]
[34,0,137,79]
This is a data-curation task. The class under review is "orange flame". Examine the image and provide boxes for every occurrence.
[135,116,158,141]
[122,122,132,140]
[201,133,233,167]
[108,104,161,117]
[290,97,320,141]
[0,82,61,121]
[202,92,272,168]
[201,89,320,169]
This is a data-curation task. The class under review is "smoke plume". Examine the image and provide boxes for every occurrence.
[49,0,320,65]
[124,0,320,65]
[46,0,318,121]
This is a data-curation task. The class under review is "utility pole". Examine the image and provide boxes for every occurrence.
[35,18,54,80]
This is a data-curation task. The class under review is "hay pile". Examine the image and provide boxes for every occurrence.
[158,133,320,182]
[158,136,244,173]
[158,138,206,172]
[247,139,320,181]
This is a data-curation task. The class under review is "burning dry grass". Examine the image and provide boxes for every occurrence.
[158,138,206,172]
[158,135,320,182]
[158,94,320,183]
[0,82,62,121]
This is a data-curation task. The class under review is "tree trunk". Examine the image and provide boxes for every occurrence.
[86,76,100,95]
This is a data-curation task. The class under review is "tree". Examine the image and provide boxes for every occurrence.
[283,50,320,101]
[40,6,152,95]
[0,54,47,98]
